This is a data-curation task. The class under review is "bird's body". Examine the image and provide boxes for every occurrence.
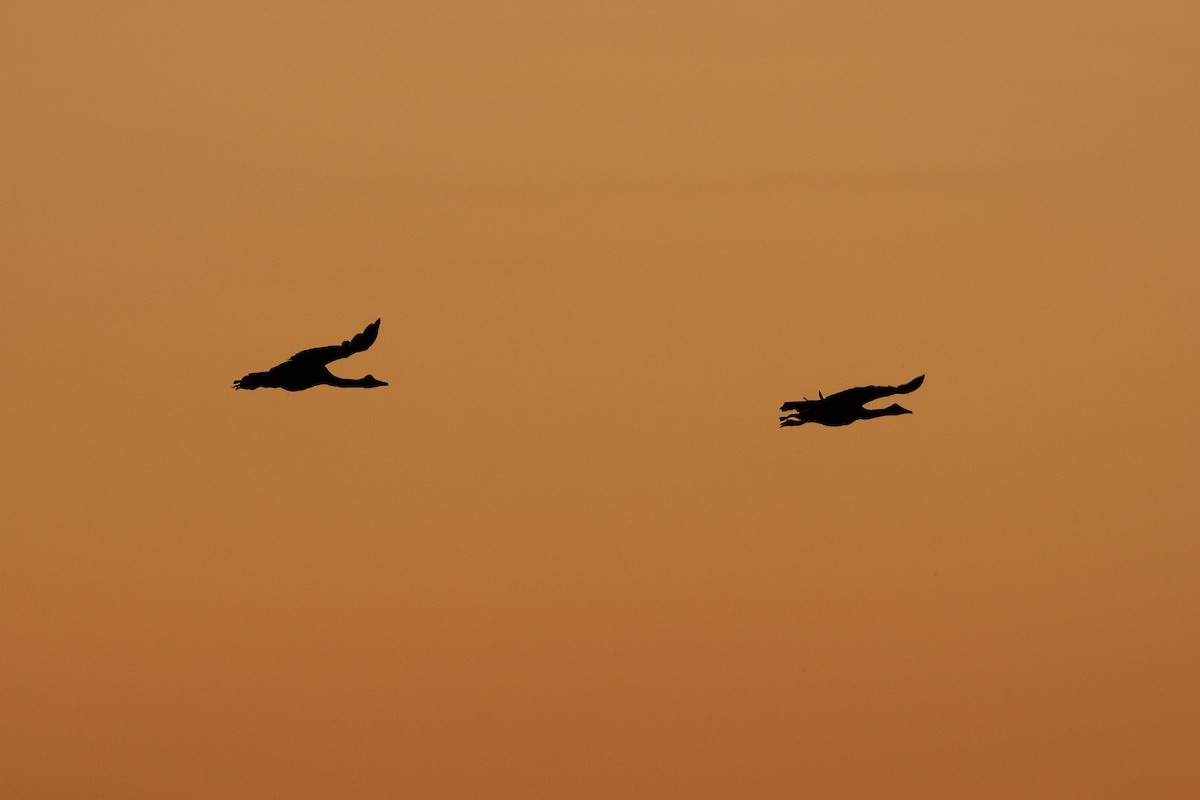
[234,319,387,391]
[780,375,924,427]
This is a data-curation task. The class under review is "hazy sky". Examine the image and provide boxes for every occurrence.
[3,3,1198,798]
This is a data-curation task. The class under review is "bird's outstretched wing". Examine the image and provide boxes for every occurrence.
[287,319,381,366]
[824,374,924,407]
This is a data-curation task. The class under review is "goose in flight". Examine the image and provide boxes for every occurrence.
[779,374,923,427]
[233,319,388,391]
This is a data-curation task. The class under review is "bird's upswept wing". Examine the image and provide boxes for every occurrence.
[287,319,381,366]
[823,374,924,407]
[782,375,924,412]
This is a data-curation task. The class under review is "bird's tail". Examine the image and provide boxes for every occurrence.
[780,398,818,413]
[895,374,925,394]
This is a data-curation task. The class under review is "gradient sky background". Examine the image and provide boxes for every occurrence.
[3,2,1198,798]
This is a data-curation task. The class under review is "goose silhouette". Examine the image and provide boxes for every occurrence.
[233,319,388,391]
[779,375,923,427]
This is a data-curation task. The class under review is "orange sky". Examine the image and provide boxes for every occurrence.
[2,3,1198,798]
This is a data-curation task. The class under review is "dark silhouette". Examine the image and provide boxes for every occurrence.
[234,319,388,391]
[780,375,924,427]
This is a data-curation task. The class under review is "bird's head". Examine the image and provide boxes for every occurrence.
[882,403,911,416]
[363,374,388,388]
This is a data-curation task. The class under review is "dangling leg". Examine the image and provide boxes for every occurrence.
[233,371,270,390]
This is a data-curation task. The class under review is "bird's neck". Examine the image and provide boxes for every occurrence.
[862,404,906,418]
[328,375,374,388]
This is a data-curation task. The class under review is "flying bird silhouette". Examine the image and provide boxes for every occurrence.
[233,319,388,391]
[779,375,924,427]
